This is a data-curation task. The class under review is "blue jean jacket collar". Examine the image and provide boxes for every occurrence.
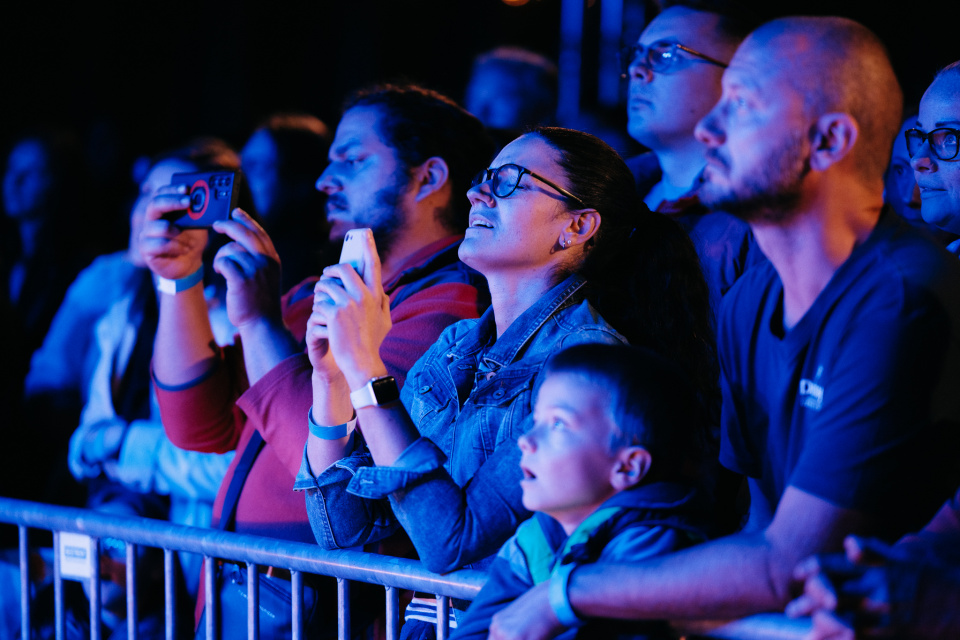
[446,273,588,371]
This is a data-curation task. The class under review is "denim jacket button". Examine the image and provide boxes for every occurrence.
[419,385,432,394]
[493,389,506,399]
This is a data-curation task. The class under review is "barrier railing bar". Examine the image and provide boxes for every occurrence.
[385,586,399,640]
[1,497,811,640]
[19,525,29,640]
[0,498,486,599]
[127,541,137,640]
[337,577,350,640]
[437,594,450,640]
[163,549,176,640]
[247,563,260,640]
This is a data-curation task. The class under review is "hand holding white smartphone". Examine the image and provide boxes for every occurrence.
[338,228,372,279]
[316,228,374,305]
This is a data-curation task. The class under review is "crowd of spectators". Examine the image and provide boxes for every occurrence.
[3,2,960,639]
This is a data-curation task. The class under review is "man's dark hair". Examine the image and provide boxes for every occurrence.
[662,0,762,45]
[343,84,495,232]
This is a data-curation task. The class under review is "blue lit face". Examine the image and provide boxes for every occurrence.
[461,134,574,278]
[519,372,621,533]
[315,106,411,243]
[626,7,733,151]
[695,32,812,222]
[912,73,960,234]
[241,129,280,220]
[885,117,923,223]
[3,139,54,220]
[465,66,529,131]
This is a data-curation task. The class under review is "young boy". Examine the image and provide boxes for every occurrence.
[452,343,713,639]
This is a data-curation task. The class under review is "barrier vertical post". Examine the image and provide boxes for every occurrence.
[164,549,176,640]
[205,557,216,640]
[19,525,30,640]
[291,570,303,640]
[385,586,399,640]
[337,577,350,640]
[248,564,260,640]
[127,541,138,640]
[437,594,450,640]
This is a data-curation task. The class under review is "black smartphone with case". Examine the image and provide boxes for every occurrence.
[168,171,241,228]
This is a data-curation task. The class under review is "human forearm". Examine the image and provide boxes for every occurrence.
[236,314,300,385]
[355,396,423,469]
[565,532,788,622]
[153,284,219,385]
[566,487,864,622]
[379,438,528,573]
[305,370,357,473]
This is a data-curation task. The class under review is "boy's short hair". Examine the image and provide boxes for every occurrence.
[542,343,708,482]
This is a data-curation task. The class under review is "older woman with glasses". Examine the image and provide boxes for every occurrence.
[294,128,717,586]
[907,60,960,249]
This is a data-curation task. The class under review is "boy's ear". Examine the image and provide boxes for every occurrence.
[610,447,652,491]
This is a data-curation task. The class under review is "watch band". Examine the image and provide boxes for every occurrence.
[157,265,204,295]
[350,375,399,410]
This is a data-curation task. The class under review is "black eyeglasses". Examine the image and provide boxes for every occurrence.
[905,127,960,161]
[620,40,728,77]
[471,163,585,206]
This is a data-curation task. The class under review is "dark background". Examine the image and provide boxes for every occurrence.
[1,0,955,214]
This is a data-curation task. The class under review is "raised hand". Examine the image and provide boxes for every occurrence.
[139,184,208,280]
[211,208,283,328]
[309,231,392,390]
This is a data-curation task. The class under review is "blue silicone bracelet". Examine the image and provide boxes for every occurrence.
[549,562,585,627]
[307,407,357,440]
[156,265,204,295]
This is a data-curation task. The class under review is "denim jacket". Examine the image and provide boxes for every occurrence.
[294,273,627,573]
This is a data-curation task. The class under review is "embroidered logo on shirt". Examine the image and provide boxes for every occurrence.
[799,366,824,411]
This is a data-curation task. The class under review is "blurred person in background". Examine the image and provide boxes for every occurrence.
[241,112,334,290]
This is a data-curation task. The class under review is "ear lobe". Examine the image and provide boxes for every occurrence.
[611,446,652,491]
[413,156,450,202]
[810,113,859,171]
[567,210,601,245]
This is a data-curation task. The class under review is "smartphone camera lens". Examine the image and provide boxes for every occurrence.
[190,189,206,213]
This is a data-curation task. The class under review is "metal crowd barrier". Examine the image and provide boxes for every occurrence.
[0,496,810,640]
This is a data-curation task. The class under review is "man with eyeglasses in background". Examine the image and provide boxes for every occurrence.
[623,0,764,318]
[908,61,960,254]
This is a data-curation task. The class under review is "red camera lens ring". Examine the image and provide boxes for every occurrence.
[187,180,210,220]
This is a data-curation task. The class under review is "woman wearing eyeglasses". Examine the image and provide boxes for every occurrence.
[296,128,716,582]
[908,60,960,250]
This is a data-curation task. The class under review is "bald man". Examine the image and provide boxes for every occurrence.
[486,18,960,640]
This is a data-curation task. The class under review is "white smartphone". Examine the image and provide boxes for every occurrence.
[339,228,373,277]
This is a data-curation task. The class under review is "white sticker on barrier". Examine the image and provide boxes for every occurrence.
[59,532,94,580]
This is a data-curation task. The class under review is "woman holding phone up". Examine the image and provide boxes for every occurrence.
[294,128,717,578]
